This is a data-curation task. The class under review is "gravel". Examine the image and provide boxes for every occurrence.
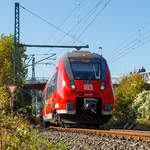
[39,128,150,150]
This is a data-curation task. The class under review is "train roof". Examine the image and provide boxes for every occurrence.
[65,50,102,59]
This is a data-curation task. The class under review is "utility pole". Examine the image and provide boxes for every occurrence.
[14,2,20,83]
[14,2,89,83]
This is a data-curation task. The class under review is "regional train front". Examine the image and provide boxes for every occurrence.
[41,50,114,126]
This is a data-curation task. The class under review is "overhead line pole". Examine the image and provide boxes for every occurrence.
[14,2,20,83]
[14,2,89,84]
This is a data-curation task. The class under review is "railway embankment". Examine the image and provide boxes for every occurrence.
[38,126,150,150]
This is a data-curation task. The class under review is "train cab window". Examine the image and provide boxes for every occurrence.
[69,57,107,81]
[70,59,100,80]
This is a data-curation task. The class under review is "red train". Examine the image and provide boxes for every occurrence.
[41,50,114,127]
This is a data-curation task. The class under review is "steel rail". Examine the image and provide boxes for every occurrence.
[48,126,150,142]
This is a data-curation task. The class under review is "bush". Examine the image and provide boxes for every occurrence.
[0,34,67,149]
[113,73,146,126]
[0,86,10,113]
[132,90,150,121]
[0,113,67,149]
[0,87,66,150]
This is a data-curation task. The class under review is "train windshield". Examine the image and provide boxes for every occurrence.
[70,59,100,80]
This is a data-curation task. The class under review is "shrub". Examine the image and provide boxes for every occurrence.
[0,34,67,149]
[113,73,146,125]
[0,86,9,111]
[0,113,67,149]
[132,90,150,121]
[0,86,66,149]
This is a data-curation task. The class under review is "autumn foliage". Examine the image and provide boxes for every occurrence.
[0,34,14,86]
[112,73,148,126]
[0,34,66,149]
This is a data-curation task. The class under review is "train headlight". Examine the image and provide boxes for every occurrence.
[104,103,112,111]
[100,81,106,90]
[69,80,77,90]
[67,102,74,111]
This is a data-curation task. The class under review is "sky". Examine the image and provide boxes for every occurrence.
[0,0,150,79]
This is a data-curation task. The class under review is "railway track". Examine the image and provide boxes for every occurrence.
[48,126,150,142]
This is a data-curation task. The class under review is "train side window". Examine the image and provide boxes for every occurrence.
[46,77,54,99]
[45,71,58,100]
[54,71,58,90]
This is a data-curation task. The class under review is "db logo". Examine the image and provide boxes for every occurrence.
[84,84,93,90]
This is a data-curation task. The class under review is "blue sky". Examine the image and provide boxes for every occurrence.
[0,0,150,78]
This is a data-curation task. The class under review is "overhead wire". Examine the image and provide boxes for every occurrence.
[72,0,111,44]
[109,31,141,59]
[19,0,107,47]
[110,31,150,64]
[56,0,105,45]
[109,30,150,60]
[25,53,56,68]
[49,0,87,43]
[20,4,86,45]
[74,0,104,30]
[109,29,150,63]
[109,21,150,63]
[78,0,104,24]
[110,36,150,64]
[70,0,105,41]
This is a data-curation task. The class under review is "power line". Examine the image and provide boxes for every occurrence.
[72,0,111,44]
[109,21,150,63]
[25,53,56,68]
[110,29,150,60]
[49,0,87,42]
[77,0,104,25]
[69,0,105,43]
[109,31,141,59]
[109,29,150,63]
[20,4,86,45]
[110,33,150,64]
[58,0,86,27]
[70,0,104,38]
[55,0,104,45]
[111,38,150,64]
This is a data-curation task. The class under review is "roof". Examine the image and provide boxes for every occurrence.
[65,50,101,59]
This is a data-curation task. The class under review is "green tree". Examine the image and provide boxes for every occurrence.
[0,34,27,86]
[113,73,146,124]
[0,34,31,109]
[0,34,14,86]
[0,34,66,149]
